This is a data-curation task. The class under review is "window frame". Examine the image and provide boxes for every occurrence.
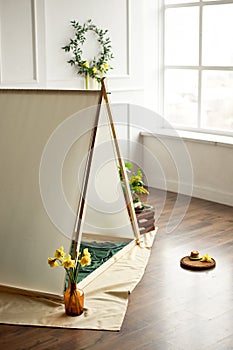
[161,0,233,137]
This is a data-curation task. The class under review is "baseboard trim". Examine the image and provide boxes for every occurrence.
[149,180,233,207]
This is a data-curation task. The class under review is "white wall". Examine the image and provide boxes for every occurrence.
[142,132,233,207]
[0,0,45,86]
[0,0,146,105]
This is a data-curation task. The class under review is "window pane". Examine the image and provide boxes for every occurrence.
[201,71,233,132]
[164,69,198,127]
[202,4,233,66]
[165,7,199,66]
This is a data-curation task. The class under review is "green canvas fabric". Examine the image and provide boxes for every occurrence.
[78,241,129,282]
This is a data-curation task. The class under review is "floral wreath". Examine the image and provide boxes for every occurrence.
[62,19,113,82]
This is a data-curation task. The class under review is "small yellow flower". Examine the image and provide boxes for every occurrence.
[48,257,59,268]
[83,61,89,68]
[130,175,141,184]
[134,186,149,195]
[80,255,91,267]
[92,67,97,74]
[200,253,212,263]
[54,246,66,259]
[83,248,91,257]
[62,254,75,269]
[102,63,109,70]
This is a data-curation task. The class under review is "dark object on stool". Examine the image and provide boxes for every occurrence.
[136,207,155,234]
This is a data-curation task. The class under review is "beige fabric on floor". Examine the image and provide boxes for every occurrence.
[0,231,156,331]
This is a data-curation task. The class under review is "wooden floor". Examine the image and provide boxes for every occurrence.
[1,189,233,350]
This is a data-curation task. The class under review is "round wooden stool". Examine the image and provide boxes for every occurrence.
[180,256,216,271]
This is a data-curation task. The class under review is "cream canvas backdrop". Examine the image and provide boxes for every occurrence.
[0,89,135,297]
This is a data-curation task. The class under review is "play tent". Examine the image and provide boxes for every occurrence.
[0,81,151,301]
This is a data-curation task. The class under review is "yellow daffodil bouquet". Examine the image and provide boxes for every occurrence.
[48,246,91,284]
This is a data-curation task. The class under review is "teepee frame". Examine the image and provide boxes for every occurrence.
[71,79,140,269]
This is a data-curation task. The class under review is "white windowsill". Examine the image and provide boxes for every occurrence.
[141,129,233,149]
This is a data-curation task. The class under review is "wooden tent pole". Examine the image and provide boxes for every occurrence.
[71,86,104,263]
[101,79,141,243]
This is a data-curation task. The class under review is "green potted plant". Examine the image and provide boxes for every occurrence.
[118,162,149,211]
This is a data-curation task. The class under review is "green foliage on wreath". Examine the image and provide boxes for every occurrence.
[62,19,114,82]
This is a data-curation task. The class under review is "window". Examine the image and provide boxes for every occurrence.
[163,0,233,135]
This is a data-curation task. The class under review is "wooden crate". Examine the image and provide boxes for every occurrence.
[136,208,155,234]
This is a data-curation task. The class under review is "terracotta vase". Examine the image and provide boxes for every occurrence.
[64,283,84,316]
